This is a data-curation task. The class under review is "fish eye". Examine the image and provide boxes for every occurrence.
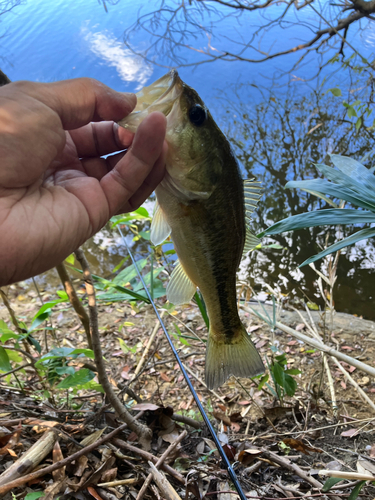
[188,104,207,127]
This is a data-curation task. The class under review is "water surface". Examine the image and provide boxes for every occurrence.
[1,0,374,319]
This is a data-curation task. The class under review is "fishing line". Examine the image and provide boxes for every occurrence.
[117,225,249,500]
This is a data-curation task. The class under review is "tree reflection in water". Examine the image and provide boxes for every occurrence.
[219,83,375,319]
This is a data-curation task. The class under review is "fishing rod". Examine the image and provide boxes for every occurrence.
[117,226,249,500]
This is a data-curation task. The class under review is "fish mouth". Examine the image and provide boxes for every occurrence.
[118,70,183,132]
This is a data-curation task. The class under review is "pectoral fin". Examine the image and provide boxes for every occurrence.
[167,261,197,305]
[150,200,171,246]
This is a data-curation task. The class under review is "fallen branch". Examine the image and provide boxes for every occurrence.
[0,429,57,487]
[56,261,92,349]
[331,357,375,412]
[171,413,202,429]
[242,306,375,377]
[261,449,342,500]
[137,430,187,500]
[319,470,375,481]
[0,422,129,495]
[149,462,183,500]
[112,438,185,484]
[75,248,152,449]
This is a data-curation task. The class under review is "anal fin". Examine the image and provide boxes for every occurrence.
[167,260,197,305]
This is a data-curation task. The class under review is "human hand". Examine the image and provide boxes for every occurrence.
[0,78,167,286]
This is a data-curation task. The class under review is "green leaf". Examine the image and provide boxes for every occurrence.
[112,257,128,273]
[285,179,375,212]
[24,493,45,500]
[0,320,14,335]
[57,368,95,389]
[113,259,148,285]
[317,160,375,200]
[283,374,297,396]
[322,477,344,492]
[65,254,75,265]
[173,323,190,346]
[0,332,19,342]
[348,480,366,500]
[272,362,285,388]
[6,349,23,363]
[356,116,362,131]
[29,312,51,332]
[300,226,375,266]
[328,88,342,97]
[284,368,301,375]
[262,209,375,236]
[27,335,42,354]
[194,292,209,329]
[0,346,12,372]
[70,348,95,359]
[56,290,69,300]
[347,105,357,118]
[55,366,75,376]
[257,373,269,390]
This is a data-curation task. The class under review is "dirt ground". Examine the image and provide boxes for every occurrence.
[0,281,375,500]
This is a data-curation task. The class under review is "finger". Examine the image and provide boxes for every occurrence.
[100,111,167,215]
[70,122,134,158]
[8,78,136,130]
[119,140,168,213]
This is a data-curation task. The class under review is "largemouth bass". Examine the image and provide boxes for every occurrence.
[119,70,264,389]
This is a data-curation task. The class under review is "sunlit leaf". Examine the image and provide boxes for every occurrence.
[65,254,75,265]
[24,492,45,500]
[5,349,23,363]
[328,88,342,97]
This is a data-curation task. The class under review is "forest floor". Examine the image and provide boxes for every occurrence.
[0,280,375,500]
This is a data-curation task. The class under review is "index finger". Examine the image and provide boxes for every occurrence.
[10,78,136,130]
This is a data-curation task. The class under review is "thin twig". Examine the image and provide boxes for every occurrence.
[112,438,185,484]
[0,363,32,379]
[182,362,226,403]
[136,430,187,500]
[56,261,92,349]
[74,248,152,448]
[0,423,129,495]
[124,312,165,402]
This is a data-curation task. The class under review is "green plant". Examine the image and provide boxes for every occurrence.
[259,154,375,266]
[258,353,301,404]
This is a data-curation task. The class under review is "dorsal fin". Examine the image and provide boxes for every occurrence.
[150,199,171,246]
[243,228,261,253]
[167,260,197,305]
[243,178,262,255]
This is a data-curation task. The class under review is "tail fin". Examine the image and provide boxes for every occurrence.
[205,325,264,390]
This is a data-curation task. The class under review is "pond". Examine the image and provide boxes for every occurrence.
[1,0,374,319]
